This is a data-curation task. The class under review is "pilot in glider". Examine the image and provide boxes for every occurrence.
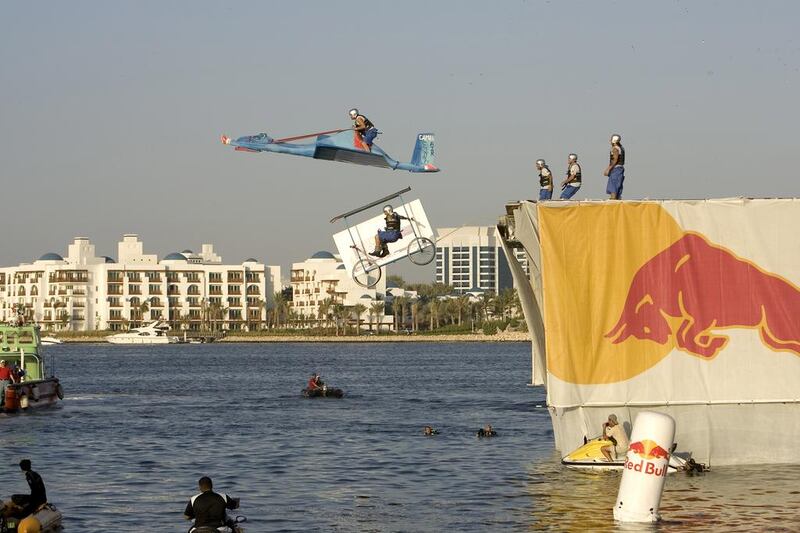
[220,109,439,173]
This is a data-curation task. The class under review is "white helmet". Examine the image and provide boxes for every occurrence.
[568,153,578,162]
[610,134,621,144]
[349,108,359,119]
[383,204,393,215]
[535,159,546,167]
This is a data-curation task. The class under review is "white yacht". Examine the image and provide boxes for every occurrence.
[40,336,64,345]
[106,321,179,344]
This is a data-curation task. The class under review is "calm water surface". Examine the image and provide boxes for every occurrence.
[2,343,799,532]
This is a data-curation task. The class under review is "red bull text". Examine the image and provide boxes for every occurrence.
[625,440,670,478]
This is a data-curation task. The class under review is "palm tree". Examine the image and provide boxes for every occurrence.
[272,291,287,328]
[392,296,407,332]
[351,303,367,335]
[429,299,439,330]
[138,301,150,326]
[411,300,421,332]
[370,301,385,333]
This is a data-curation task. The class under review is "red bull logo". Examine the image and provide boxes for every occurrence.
[626,439,670,477]
[606,232,800,359]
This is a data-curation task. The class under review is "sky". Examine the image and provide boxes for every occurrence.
[2,1,799,282]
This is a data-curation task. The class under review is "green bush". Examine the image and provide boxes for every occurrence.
[482,321,498,335]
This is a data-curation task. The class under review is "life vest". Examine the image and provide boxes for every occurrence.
[385,213,402,231]
[567,162,582,184]
[355,114,375,131]
[539,166,552,188]
[610,144,625,166]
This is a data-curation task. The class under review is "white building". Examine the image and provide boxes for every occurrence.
[435,226,530,294]
[290,251,391,329]
[0,235,280,332]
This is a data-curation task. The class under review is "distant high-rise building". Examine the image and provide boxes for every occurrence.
[434,226,529,293]
[0,235,280,332]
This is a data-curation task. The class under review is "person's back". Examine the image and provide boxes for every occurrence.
[26,469,47,506]
[188,490,229,528]
[184,476,236,530]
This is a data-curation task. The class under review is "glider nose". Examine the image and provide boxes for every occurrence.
[221,134,231,145]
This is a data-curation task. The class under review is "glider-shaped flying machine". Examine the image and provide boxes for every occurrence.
[220,128,439,173]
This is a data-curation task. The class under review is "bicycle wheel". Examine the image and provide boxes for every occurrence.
[353,258,382,288]
[407,237,436,265]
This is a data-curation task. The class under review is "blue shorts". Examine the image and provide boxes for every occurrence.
[606,166,625,198]
[363,128,378,146]
[378,229,402,243]
[539,189,553,201]
[560,184,581,200]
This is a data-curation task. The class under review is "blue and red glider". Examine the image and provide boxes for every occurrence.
[221,128,439,173]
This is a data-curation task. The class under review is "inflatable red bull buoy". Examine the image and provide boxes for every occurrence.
[613,411,675,522]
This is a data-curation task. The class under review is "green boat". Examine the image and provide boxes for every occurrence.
[0,324,63,413]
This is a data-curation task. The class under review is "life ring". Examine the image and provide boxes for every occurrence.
[56,383,64,400]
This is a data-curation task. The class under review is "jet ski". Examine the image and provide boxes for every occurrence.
[188,515,247,533]
[1,501,62,533]
[561,438,699,473]
[302,385,344,398]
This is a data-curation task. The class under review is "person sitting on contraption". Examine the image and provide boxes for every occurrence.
[370,205,410,258]
[349,108,378,152]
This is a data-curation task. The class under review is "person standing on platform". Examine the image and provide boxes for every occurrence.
[604,134,625,199]
[536,159,553,201]
[560,153,582,199]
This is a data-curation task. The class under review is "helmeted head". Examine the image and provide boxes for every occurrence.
[383,205,394,215]
[610,133,622,145]
[535,159,546,170]
[349,108,359,120]
[568,153,578,162]
[19,459,32,472]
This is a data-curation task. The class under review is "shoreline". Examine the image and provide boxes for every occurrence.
[54,331,531,344]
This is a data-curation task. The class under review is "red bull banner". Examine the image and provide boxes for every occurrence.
[511,199,800,464]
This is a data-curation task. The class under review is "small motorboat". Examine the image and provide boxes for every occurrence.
[39,336,62,346]
[0,501,63,533]
[302,386,344,398]
[561,438,696,473]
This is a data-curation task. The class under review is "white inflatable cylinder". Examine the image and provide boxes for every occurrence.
[613,411,675,523]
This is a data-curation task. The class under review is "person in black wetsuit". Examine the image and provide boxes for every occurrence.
[10,459,47,517]
[476,424,497,437]
[183,476,239,532]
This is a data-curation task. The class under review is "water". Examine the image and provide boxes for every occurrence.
[2,342,799,531]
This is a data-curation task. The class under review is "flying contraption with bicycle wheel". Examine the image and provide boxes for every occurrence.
[220,128,439,173]
[331,187,436,288]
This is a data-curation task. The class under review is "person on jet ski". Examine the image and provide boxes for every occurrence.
[9,459,47,518]
[183,476,239,532]
[601,414,630,461]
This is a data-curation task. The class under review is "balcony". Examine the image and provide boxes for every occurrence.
[147,275,162,283]
[128,286,142,295]
[227,274,243,283]
[227,286,241,295]
[186,275,201,283]
[167,288,180,296]
[108,287,123,295]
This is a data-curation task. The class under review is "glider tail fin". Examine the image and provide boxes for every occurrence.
[411,133,437,171]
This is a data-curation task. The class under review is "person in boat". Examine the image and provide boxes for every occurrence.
[307,373,324,391]
[600,414,630,461]
[183,476,239,532]
[349,108,378,152]
[476,424,497,437]
[0,360,12,408]
[423,426,439,436]
[370,205,411,258]
[9,460,47,518]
